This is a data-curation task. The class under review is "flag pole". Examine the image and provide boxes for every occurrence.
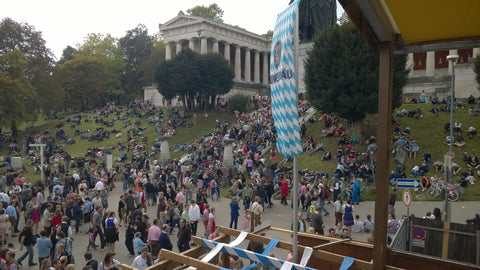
[292,2,300,263]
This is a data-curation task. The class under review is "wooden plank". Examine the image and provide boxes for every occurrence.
[155,246,208,269]
[160,249,221,270]
[218,226,373,270]
[117,264,137,270]
[313,239,351,249]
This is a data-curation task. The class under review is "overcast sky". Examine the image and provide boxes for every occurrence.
[1,0,344,59]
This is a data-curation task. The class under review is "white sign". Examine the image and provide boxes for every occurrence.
[403,189,412,208]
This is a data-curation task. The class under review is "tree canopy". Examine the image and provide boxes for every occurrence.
[474,52,480,90]
[304,22,409,124]
[187,3,224,22]
[155,49,234,111]
[0,49,37,130]
[0,17,61,115]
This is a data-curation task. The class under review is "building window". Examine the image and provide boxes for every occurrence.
[458,48,473,63]
[413,52,426,70]
[435,51,449,69]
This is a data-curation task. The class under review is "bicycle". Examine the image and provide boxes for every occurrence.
[425,180,460,201]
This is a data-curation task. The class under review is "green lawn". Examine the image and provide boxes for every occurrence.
[2,103,479,201]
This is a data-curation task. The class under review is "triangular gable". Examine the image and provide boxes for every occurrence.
[160,13,204,29]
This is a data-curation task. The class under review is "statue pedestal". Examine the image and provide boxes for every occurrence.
[222,138,235,168]
[159,136,171,167]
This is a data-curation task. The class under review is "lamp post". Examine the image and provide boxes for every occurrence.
[445,54,459,222]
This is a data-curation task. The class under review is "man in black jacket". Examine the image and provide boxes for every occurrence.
[18,220,37,266]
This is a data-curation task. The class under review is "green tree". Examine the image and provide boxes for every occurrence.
[76,33,126,103]
[304,22,409,129]
[58,46,77,65]
[187,3,224,22]
[142,36,165,85]
[0,49,37,130]
[54,56,108,109]
[119,24,155,100]
[474,52,480,90]
[0,18,61,114]
[199,53,234,108]
[262,30,274,39]
[156,49,234,111]
[156,49,202,111]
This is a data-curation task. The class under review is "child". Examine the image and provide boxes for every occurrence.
[86,228,97,251]
[241,210,251,231]
[208,226,221,240]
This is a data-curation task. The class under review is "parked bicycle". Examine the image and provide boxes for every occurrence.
[425,179,462,201]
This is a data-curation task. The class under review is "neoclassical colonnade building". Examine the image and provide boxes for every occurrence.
[153,11,271,100]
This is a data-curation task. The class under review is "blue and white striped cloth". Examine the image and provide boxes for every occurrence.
[270,0,303,158]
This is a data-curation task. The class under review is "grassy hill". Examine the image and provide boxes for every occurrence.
[1,102,479,201]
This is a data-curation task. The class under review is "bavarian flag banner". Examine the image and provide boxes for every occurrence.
[270,0,302,157]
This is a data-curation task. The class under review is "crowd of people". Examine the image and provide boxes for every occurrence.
[0,93,478,270]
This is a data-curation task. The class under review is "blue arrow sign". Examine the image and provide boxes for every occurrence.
[396,178,421,189]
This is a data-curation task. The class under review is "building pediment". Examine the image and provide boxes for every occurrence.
[160,14,204,30]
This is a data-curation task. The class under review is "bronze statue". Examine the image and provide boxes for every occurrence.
[290,0,337,42]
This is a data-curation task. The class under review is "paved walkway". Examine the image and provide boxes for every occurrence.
[11,180,478,268]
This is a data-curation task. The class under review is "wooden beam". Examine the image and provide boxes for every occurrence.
[117,264,137,270]
[373,41,394,270]
[217,226,373,270]
[313,239,351,249]
[160,249,222,270]
[155,246,208,269]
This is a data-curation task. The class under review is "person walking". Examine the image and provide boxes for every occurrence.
[92,206,106,251]
[147,219,161,259]
[188,200,201,237]
[229,197,240,229]
[36,230,52,267]
[250,196,263,227]
[104,211,119,253]
[177,218,191,252]
[18,220,37,266]
[279,178,289,205]
[159,224,173,253]
[343,199,354,234]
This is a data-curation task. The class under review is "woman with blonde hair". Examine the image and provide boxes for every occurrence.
[40,257,53,270]
[51,209,63,228]
[206,207,216,238]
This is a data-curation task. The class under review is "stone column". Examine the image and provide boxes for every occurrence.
[176,42,182,55]
[224,42,230,62]
[474,47,480,58]
[254,50,260,84]
[159,136,171,168]
[165,43,172,60]
[263,52,269,85]
[200,37,208,54]
[406,53,414,70]
[189,39,195,51]
[448,49,458,74]
[212,40,219,53]
[222,139,235,168]
[235,45,241,81]
[426,51,435,76]
[245,48,251,82]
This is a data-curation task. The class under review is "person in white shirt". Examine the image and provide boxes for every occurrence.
[352,214,363,233]
[188,200,201,237]
[95,180,105,191]
[131,246,151,270]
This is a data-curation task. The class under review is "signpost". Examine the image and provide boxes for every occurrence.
[396,178,421,189]
[29,143,46,184]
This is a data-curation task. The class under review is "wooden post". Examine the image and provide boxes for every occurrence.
[441,221,450,259]
[373,41,394,270]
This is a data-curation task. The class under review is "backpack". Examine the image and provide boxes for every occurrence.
[238,179,244,190]
[185,180,192,190]
[326,188,330,198]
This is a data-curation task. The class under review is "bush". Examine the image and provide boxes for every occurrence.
[228,94,250,114]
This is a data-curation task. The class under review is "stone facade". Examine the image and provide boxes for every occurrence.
[160,11,271,89]
[403,48,480,101]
